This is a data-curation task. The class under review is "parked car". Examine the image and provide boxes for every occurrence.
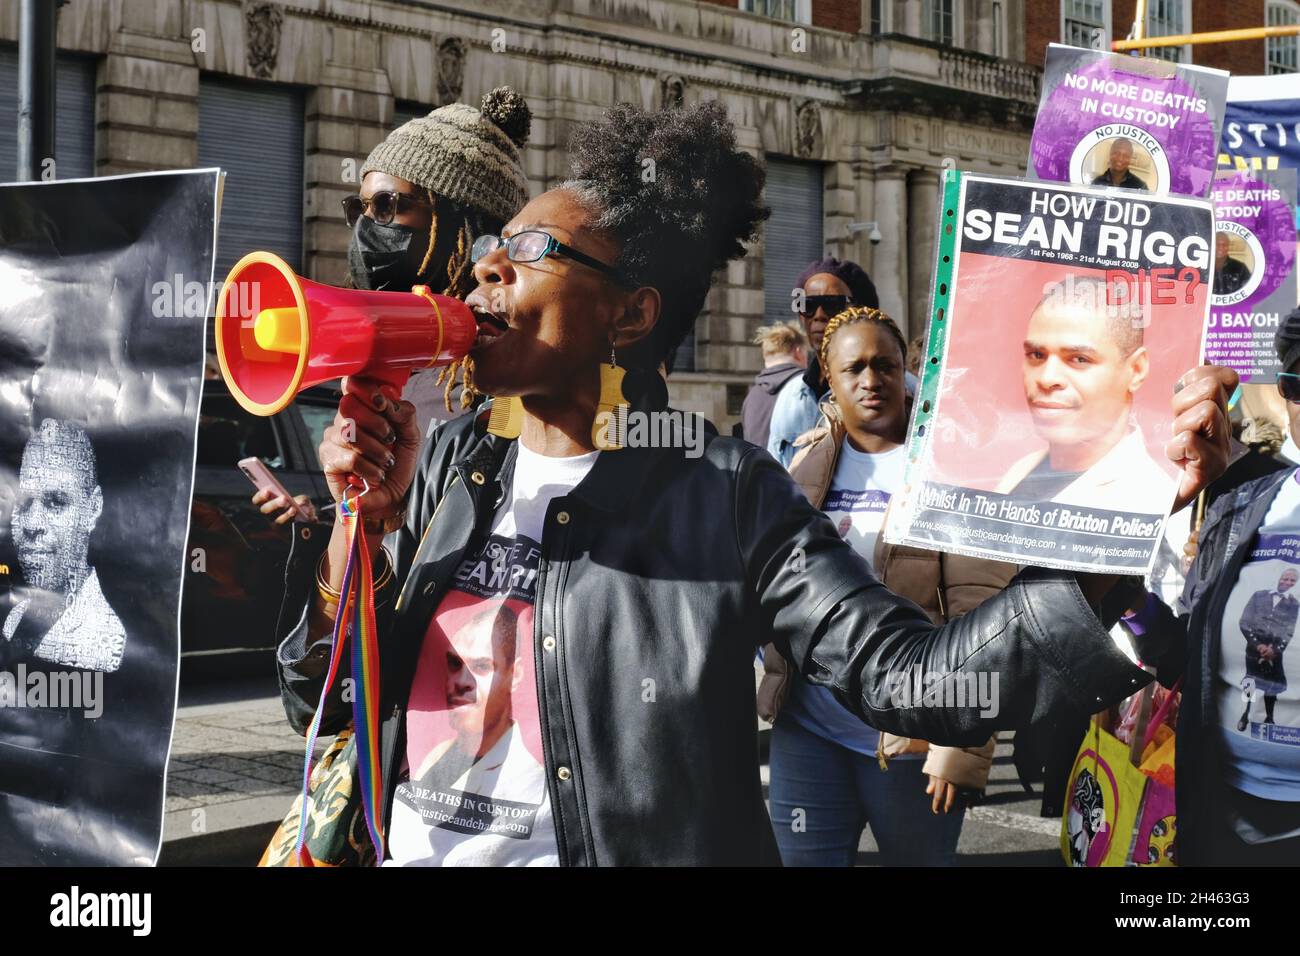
[181,378,338,679]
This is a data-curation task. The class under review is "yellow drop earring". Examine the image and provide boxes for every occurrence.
[592,342,628,451]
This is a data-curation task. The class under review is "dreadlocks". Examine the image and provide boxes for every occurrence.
[819,306,908,373]
[412,192,501,412]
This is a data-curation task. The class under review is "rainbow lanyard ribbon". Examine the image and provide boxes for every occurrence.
[295,484,384,866]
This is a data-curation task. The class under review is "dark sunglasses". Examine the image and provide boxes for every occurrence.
[470,231,633,288]
[1279,372,1300,404]
[801,294,852,317]
[341,190,430,228]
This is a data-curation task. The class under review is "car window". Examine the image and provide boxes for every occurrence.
[296,401,335,452]
[197,394,285,469]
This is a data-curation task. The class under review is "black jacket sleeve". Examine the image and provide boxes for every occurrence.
[737,446,1150,747]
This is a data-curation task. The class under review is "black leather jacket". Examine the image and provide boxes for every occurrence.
[275,409,1148,865]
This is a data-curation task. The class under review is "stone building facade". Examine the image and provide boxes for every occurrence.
[1,0,1049,430]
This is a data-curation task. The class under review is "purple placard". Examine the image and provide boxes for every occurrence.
[1205,169,1298,382]
[1029,45,1228,200]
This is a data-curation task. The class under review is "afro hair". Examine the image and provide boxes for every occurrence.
[563,100,769,371]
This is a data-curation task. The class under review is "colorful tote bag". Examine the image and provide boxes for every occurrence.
[1060,719,1146,867]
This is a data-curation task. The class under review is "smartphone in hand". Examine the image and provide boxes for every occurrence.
[238,457,317,523]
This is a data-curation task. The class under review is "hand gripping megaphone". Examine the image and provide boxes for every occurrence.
[214,251,477,416]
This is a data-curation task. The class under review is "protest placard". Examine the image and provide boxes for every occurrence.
[885,172,1213,573]
[1029,44,1228,200]
[1204,168,1298,383]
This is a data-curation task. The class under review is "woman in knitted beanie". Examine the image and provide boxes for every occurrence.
[255,88,532,528]
[347,86,532,412]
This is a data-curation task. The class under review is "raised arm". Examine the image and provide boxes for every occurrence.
[749,365,1236,746]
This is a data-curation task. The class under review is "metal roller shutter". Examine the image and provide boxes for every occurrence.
[198,76,304,277]
[762,157,824,324]
[0,45,96,181]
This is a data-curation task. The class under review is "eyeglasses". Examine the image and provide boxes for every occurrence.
[470,231,632,287]
[801,294,852,318]
[341,191,430,228]
[1279,372,1300,404]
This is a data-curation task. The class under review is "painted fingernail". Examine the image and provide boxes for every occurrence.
[385,430,397,444]
[373,393,386,409]
[386,454,396,469]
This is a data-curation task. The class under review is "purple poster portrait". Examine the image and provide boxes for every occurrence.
[1205,169,1298,382]
[1029,45,1228,200]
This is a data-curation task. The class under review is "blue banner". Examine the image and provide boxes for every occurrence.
[1222,75,1300,226]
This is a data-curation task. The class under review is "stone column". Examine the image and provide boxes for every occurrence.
[97,31,198,176]
[848,158,877,282]
[872,165,909,331]
[303,65,393,283]
[899,0,922,38]
[971,0,994,54]
[906,166,941,341]
[823,159,858,263]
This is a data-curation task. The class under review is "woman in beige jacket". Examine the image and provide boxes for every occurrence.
[759,306,1015,865]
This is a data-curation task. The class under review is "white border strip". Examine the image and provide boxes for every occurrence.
[152,167,225,865]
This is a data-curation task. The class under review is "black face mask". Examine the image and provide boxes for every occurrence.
[346,214,430,292]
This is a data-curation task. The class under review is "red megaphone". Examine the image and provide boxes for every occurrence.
[214,251,476,416]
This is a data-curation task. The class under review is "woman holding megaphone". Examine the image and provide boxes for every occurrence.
[270,100,1237,866]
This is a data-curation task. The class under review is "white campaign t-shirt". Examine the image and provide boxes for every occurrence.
[783,441,907,756]
[1217,471,1300,801]
[386,442,599,866]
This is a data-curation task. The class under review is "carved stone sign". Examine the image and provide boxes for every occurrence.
[938,123,1025,162]
[244,1,282,80]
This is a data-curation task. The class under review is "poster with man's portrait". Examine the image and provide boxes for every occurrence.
[886,173,1213,573]
[0,170,220,864]
[1029,44,1228,200]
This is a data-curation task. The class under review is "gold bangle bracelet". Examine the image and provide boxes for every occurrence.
[316,552,341,600]
[316,549,394,602]
[316,585,341,610]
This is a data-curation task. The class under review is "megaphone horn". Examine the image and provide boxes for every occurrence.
[214,251,477,416]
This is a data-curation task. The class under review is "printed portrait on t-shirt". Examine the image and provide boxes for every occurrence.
[1212,471,1300,804]
[388,531,551,866]
[1219,531,1300,750]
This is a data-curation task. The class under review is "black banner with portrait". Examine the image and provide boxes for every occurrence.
[0,170,220,864]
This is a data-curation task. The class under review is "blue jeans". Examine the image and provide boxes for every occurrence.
[768,715,966,866]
